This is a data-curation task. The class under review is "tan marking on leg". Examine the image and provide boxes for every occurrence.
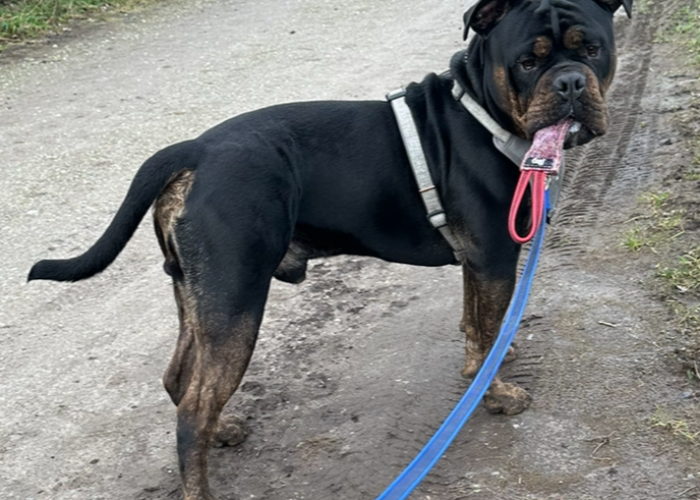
[163,283,197,405]
[462,338,484,377]
[460,268,481,377]
[155,170,198,404]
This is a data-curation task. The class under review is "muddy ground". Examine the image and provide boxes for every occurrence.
[1,0,700,499]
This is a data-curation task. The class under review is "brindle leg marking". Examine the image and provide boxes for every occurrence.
[460,267,531,415]
[163,283,196,406]
[164,284,249,450]
[175,315,258,500]
[460,269,515,377]
[154,170,198,407]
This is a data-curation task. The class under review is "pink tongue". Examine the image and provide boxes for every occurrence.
[520,120,571,174]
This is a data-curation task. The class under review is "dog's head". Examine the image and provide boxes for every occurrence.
[461,0,632,148]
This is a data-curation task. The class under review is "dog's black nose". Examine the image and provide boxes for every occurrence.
[554,72,586,100]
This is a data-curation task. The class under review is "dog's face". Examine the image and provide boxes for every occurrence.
[465,0,632,148]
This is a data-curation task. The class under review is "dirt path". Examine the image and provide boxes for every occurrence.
[1,1,699,499]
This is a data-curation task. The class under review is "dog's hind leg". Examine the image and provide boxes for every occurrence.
[154,169,205,411]
[175,302,261,500]
[157,172,294,500]
[153,169,198,407]
[459,267,531,416]
[166,245,275,500]
[164,280,250,450]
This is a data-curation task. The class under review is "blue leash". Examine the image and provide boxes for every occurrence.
[375,192,550,500]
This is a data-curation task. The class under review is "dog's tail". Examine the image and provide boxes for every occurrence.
[28,140,203,283]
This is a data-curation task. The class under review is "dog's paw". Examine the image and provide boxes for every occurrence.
[212,415,247,448]
[482,382,531,415]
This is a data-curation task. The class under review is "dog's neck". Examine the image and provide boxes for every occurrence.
[449,50,480,102]
[448,49,532,168]
[450,46,521,140]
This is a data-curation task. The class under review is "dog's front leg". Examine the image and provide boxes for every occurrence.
[459,268,514,377]
[459,267,531,415]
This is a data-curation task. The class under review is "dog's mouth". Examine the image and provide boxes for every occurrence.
[524,110,596,149]
[522,119,572,175]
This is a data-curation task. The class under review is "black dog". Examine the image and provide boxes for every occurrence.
[29,0,632,498]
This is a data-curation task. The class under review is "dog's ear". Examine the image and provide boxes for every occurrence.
[594,0,633,18]
[463,0,517,41]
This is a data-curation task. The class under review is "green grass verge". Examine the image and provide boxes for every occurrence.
[658,247,700,294]
[0,0,148,45]
[623,2,700,332]
[671,2,700,65]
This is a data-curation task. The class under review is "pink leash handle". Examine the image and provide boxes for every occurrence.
[508,170,547,244]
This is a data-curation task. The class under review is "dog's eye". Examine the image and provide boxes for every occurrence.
[586,45,600,58]
[520,58,537,71]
